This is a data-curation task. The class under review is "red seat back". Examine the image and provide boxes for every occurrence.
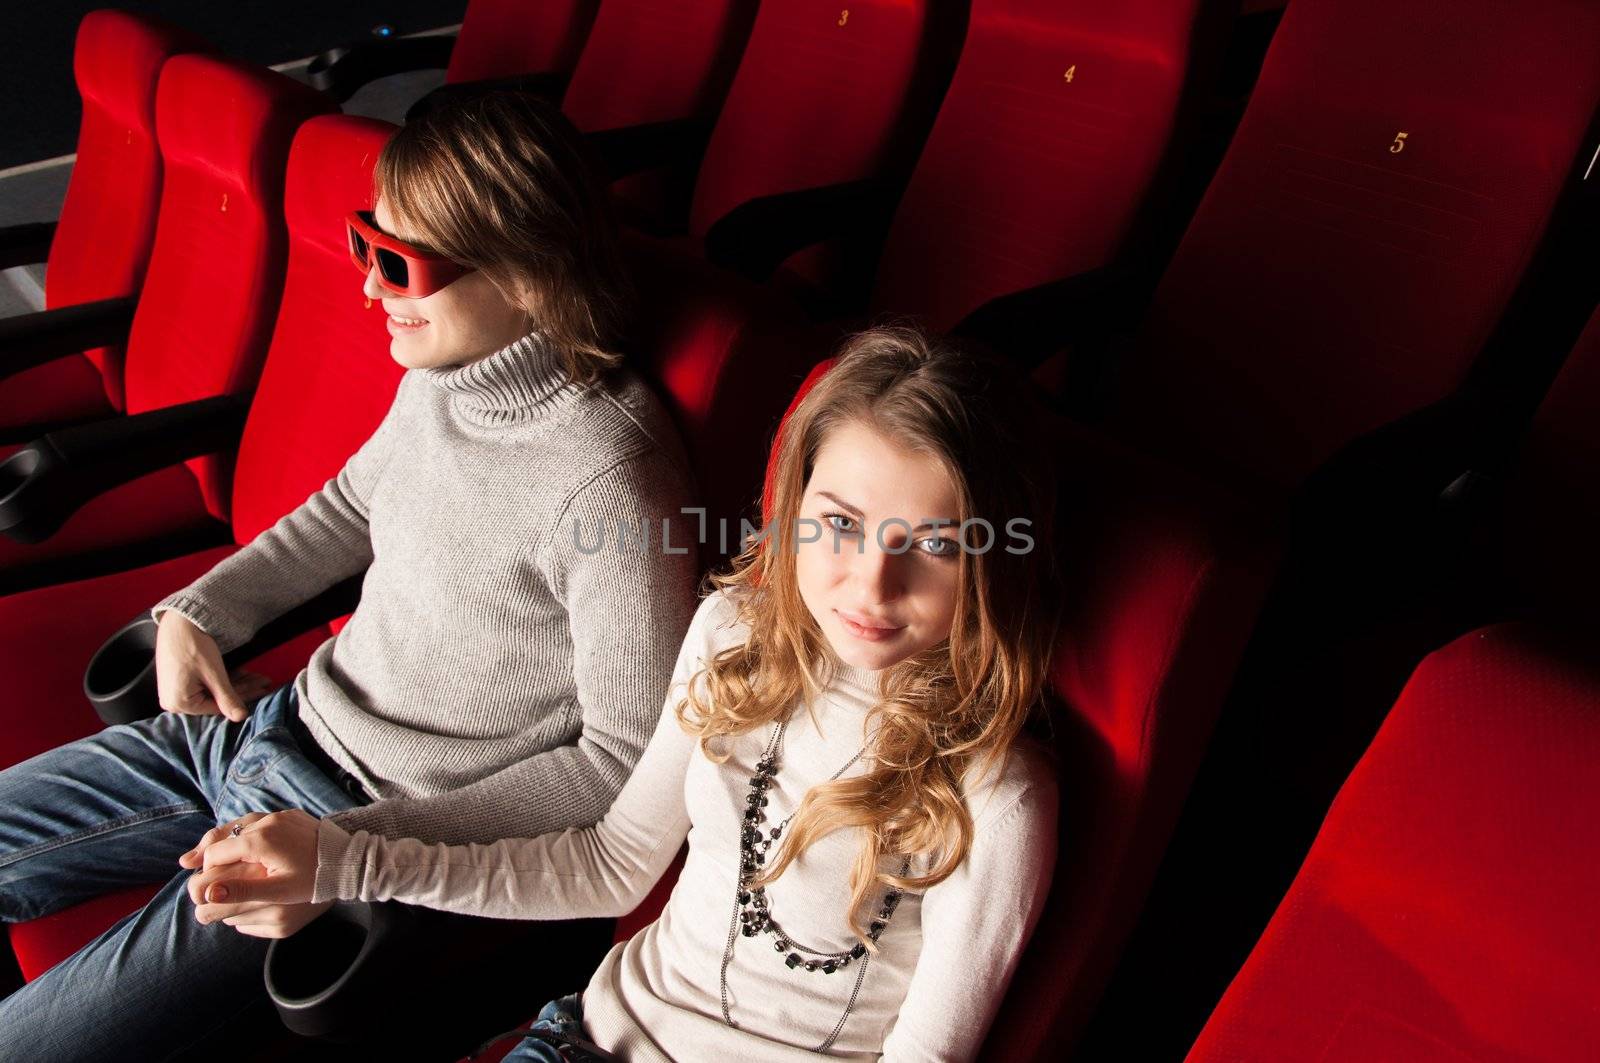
[560,0,753,135]
[870,0,1230,331]
[445,0,601,85]
[45,10,204,409]
[1188,622,1600,1063]
[688,0,962,291]
[1112,0,1600,494]
[230,115,406,545]
[121,53,330,522]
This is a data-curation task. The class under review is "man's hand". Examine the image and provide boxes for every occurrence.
[184,809,324,938]
[155,611,269,723]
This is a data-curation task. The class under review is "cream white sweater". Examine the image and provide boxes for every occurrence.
[314,589,1058,1061]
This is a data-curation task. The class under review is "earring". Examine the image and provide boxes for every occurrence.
[364,297,372,310]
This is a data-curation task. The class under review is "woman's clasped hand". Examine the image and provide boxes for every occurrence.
[182,810,322,937]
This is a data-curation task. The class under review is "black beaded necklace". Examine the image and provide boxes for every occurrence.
[719,717,912,1054]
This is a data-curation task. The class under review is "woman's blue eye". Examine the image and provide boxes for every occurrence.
[918,536,959,558]
[825,513,860,534]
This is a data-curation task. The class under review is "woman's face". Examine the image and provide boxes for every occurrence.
[795,419,964,672]
[363,199,532,370]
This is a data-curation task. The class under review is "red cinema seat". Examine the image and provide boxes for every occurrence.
[1106,0,1600,499]
[1075,6,1600,1048]
[558,0,758,228]
[1187,622,1600,1063]
[688,0,964,302]
[444,0,601,89]
[0,10,203,435]
[0,53,330,596]
[870,0,1237,341]
[3,115,404,980]
[633,0,1241,540]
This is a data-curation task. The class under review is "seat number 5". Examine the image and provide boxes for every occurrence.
[1390,131,1409,154]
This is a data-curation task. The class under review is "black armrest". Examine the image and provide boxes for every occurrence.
[83,575,363,726]
[265,901,609,1052]
[305,33,458,103]
[0,393,248,544]
[0,297,138,382]
[952,266,1150,366]
[0,220,56,271]
[702,178,897,283]
[583,117,714,184]
[402,71,571,121]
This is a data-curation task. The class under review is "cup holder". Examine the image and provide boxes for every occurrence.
[83,616,161,725]
[0,448,40,505]
[266,900,391,1041]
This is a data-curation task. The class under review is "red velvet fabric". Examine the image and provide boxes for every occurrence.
[445,0,600,85]
[687,0,958,295]
[561,0,751,135]
[31,11,205,416]
[624,231,827,546]
[1188,622,1600,1062]
[1111,0,1600,494]
[228,115,406,545]
[870,0,1219,331]
[123,53,330,522]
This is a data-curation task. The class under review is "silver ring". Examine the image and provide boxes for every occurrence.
[230,823,244,837]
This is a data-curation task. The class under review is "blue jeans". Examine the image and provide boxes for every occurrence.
[497,993,612,1063]
[0,686,364,1062]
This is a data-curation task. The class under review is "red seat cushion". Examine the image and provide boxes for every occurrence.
[10,884,164,983]
[0,463,220,596]
[0,545,236,768]
[1188,622,1600,1063]
[0,356,116,438]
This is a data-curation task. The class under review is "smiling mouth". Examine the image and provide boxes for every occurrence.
[386,313,428,334]
[835,609,904,641]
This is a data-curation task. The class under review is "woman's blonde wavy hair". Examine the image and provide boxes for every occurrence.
[676,325,1062,942]
[375,89,632,384]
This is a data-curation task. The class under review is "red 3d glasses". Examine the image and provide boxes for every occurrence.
[346,210,474,298]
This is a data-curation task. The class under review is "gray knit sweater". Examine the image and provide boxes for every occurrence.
[153,333,699,844]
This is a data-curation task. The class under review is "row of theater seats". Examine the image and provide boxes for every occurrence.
[0,0,1596,1058]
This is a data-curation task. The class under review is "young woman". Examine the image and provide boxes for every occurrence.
[0,91,698,1061]
[188,327,1063,1061]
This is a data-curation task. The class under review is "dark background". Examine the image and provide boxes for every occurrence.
[0,1,466,170]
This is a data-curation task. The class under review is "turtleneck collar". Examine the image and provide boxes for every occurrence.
[422,331,581,426]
